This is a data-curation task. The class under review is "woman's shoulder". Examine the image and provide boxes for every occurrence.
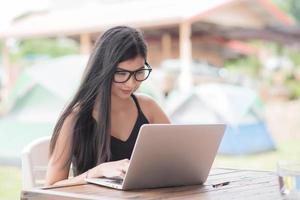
[134,93,157,108]
[133,93,168,123]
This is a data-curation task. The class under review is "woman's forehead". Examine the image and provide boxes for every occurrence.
[117,56,145,70]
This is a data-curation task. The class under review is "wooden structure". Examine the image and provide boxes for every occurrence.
[0,0,294,93]
[21,168,283,200]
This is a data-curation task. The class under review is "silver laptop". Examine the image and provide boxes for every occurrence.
[86,124,226,190]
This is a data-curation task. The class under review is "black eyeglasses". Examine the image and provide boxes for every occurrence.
[113,62,152,83]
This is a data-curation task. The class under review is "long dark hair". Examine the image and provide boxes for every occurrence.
[49,26,148,175]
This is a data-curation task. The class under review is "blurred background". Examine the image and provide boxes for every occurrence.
[1,0,300,199]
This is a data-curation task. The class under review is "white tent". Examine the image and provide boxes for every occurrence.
[0,55,88,164]
[167,83,276,154]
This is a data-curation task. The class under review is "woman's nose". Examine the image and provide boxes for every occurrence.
[124,75,137,87]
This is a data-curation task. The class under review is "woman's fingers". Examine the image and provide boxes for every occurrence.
[99,159,130,179]
[113,169,125,179]
[118,165,127,174]
[123,163,129,172]
[120,170,126,178]
[119,159,130,174]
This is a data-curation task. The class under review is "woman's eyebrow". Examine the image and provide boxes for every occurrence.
[116,66,145,71]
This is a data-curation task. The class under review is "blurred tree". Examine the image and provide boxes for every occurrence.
[272,0,300,24]
[285,72,300,100]
[288,50,300,68]
[290,0,300,23]
[11,38,79,64]
[224,55,261,78]
[272,0,290,12]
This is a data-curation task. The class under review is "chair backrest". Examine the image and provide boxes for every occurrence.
[22,136,51,189]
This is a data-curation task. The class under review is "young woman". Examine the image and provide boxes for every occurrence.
[45,26,170,186]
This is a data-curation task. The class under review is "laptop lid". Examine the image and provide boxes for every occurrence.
[121,124,226,190]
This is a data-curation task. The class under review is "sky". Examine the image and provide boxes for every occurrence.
[0,0,51,30]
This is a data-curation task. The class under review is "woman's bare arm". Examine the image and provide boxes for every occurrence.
[45,112,130,187]
[45,112,82,186]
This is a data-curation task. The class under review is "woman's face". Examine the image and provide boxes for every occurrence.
[111,55,145,99]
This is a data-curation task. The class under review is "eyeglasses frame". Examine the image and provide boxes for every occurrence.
[113,62,152,83]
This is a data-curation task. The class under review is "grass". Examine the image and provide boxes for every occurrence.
[0,138,299,200]
[214,138,300,171]
[0,166,21,200]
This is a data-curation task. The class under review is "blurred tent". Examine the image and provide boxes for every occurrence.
[167,83,276,155]
[0,54,162,164]
[0,55,88,164]
[1,55,89,121]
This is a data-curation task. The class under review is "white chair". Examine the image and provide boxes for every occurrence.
[21,136,51,189]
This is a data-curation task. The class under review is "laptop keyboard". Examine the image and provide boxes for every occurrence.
[104,177,123,184]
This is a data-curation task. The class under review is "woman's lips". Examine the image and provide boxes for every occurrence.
[121,89,132,94]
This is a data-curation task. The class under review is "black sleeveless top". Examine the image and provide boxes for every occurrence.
[72,94,149,175]
[110,94,149,161]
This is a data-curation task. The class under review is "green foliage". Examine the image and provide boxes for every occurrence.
[285,73,300,100]
[290,0,300,22]
[224,55,261,77]
[11,38,79,63]
[287,49,300,68]
[272,0,300,23]
[272,0,290,13]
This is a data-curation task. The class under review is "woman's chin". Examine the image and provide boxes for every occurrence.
[116,92,132,99]
[112,88,134,99]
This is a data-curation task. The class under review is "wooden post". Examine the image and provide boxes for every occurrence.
[1,39,11,100]
[80,33,92,55]
[161,33,172,60]
[179,21,192,92]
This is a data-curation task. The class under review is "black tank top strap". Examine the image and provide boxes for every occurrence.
[131,94,142,113]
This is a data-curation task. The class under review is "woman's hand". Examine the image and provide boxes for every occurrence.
[93,159,130,179]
